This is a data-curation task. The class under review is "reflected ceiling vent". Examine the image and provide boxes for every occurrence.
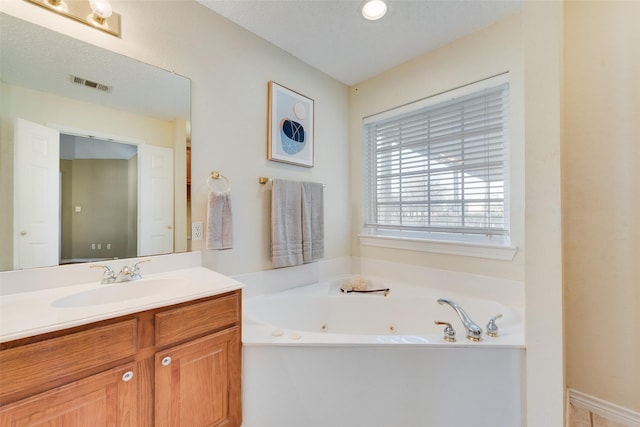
[69,75,110,92]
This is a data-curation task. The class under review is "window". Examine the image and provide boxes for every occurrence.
[362,75,513,256]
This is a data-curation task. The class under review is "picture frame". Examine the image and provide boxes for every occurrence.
[267,81,314,167]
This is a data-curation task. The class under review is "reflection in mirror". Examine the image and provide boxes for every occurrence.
[0,13,191,271]
[60,135,138,264]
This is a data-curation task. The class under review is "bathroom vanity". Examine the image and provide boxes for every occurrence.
[0,259,242,426]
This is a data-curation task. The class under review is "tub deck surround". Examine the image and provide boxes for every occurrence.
[243,277,524,348]
[0,262,243,343]
[240,268,526,427]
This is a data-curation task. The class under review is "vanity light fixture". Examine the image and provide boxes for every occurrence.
[361,0,388,21]
[88,0,113,25]
[24,0,121,37]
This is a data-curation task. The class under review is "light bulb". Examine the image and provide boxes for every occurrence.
[361,0,388,21]
[90,0,113,21]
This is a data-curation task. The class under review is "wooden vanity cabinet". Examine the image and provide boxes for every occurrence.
[155,327,240,426]
[0,362,138,426]
[0,289,242,427]
[153,294,242,427]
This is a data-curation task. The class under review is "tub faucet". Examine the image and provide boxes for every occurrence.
[437,298,483,341]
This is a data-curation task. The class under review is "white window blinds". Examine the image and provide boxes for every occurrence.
[363,77,510,243]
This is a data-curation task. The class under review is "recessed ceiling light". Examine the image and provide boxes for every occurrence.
[361,0,388,21]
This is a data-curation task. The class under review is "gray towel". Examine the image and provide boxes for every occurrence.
[206,191,233,250]
[271,179,303,268]
[302,182,324,263]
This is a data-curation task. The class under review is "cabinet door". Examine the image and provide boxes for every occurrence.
[0,362,137,426]
[155,327,241,427]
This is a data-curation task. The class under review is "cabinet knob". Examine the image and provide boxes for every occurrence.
[161,356,172,366]
[122,371,134,382]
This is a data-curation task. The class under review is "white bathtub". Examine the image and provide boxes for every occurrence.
[242,276,525,427]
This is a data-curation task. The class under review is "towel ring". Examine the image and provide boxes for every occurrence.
[207,171,231,192]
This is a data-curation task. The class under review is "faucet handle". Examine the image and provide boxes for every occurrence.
[132,258,151,268]
[90,264,116,284]
[434,321,456,342]
[486,314,503,337]
[130,258,151,279]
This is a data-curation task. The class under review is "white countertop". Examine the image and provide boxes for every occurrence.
[0,266,243,343]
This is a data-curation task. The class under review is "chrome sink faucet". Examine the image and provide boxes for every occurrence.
[90,264,116,284]
[437,298,483,341]
[91,259,150,284]
[115,259,150,282]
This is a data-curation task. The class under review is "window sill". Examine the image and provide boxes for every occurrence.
[358,234,518,261]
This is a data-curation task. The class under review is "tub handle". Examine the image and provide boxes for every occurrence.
[486,314,503,337]
[340,284,390,296]
[434,321,456,342]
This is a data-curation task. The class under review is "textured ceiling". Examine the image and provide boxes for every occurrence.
[0,13,190,121]
[197,0,523,85]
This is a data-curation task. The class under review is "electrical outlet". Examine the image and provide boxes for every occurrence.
[192,221,203,241]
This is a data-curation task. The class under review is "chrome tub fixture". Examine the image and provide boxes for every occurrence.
[486,314,503,337]
[434,321,456,342]
[340,284,390,296]
[437,298,483,341]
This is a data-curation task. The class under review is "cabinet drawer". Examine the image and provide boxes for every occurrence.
[155,293,239,347]
[0,319,137,402]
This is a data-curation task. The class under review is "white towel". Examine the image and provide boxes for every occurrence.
[302,182,324,263]
[271,179,303,268]
[206,191,233,250]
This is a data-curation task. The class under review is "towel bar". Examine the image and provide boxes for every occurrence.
[258,176,325,187]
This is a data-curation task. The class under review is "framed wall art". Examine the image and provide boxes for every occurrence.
[267,81,314,167]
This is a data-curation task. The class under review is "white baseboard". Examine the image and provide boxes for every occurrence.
[568,389,640,426]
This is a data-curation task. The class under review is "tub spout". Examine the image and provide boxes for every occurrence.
[437,298,483,341]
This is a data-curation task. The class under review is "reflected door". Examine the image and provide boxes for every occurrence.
[13,118,60,269]
[139,145,174,256]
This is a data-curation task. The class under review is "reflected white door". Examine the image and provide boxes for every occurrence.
[138,145,174,256]
[13,118,60,269]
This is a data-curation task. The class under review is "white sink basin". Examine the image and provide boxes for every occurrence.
[52,277,187,307]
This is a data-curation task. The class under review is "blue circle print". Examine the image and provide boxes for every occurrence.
[280,119,306,155]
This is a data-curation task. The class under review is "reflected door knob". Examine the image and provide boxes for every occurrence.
[20,231,27,236]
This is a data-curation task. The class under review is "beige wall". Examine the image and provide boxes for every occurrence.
[0,84,177,147]
[348,14,525,281]
[0,0,351,276]
[563,0,640,413]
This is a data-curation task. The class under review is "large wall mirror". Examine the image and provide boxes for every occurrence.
[0,13,191,271]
